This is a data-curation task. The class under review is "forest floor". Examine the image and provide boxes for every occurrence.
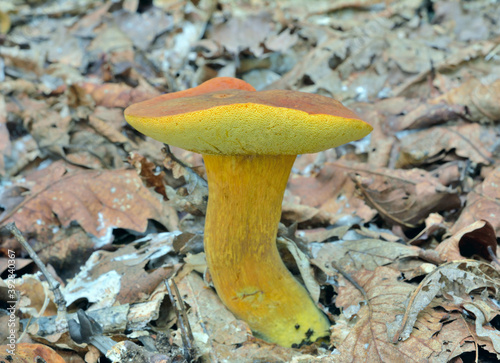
[1,0,500,362]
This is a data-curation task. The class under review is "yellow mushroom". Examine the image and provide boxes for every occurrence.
[124,77,372,347]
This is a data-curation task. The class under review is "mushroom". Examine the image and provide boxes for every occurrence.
[124,77,373,347]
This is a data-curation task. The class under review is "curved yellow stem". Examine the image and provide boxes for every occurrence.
[203,154,330,347]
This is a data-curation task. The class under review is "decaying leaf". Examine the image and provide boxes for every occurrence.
[173,272,249,358]
[162,150,209,215]
[451,166,500,235]
[396,123,496,168]
[390,260,500,345]
[64,232,179,307]
[285,161,376,227]
[277,236,321,303]
[351,167,460,228]
[332,267,443,362]
[436,220,497,262]
[2,0,500,361]
[431,78,500,123]
[0,161,177,245]
[313,239,421,275]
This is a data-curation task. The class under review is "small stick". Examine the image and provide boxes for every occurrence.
[171,279,195,344]
[5,223,67,331]
[165,278,193,360]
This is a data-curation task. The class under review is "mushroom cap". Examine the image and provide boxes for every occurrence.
[124,78,372,155]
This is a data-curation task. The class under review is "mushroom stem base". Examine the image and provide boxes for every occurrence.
[203,154,330,347]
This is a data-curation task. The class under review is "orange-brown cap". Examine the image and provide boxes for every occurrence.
[124,77,372,155]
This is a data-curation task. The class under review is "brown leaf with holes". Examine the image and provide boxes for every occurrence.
[332,266,443,362]
[389,260,500,345]
[128,152,168,200]
[0,161,175,243]
[351,167,461,228]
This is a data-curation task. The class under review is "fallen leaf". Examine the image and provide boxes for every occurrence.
[451,166,500,235]
[436,220,497,262]
[0,161,176,244]
[396,123,496,168]
[286,161,376,227]
[313,239,421,275]
[174,272,249,358]
[431,78,500,123]
[78,80,160,108]
[389,260,500,343]
[351,167,460,228]
[112,7,173,51]
[64,232,178,306]
[333,266,443,362]
[209,12,274,57]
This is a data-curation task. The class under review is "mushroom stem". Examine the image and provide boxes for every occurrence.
[203,154,330,347]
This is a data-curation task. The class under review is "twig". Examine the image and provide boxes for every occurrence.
[165,278,194,360]
[5,223,68,331]
[172,279,195,344]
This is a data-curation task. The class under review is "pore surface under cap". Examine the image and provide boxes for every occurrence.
[124,89,373,155]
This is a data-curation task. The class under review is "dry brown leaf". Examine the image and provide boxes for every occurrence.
[209,12,274,57]
[386,37,444,75]
[0,161,176,243]
[278,236,322,303]
[128,152,168,201]
[463,302,500,354]
[333,266,443,362]
[351,167,460,228]
[431,78,500,123]
[389,260,500,344]
[78,80,160,108]
[86,23,133,56]
[436,220,497,262]
[162,151,209,215]
[264,28,298,52]
[112,7,173,50]
[396,123,496,168]
[174,272,249,358]
[451,166,500,235]
[64,232,178,306]
[23,104,72,156]
[16,275,58,318]
[88,114,133,146]
[313,239,421,275]
[396,103,467,131]
[46,31,84,68]
[0,46,44,77]
[286,162,376,227]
